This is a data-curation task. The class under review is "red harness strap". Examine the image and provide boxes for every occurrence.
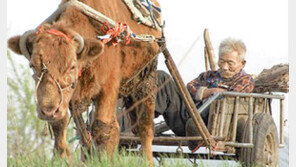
[78,68,82,77]
[37,25,82,78]
[37,25,72,43]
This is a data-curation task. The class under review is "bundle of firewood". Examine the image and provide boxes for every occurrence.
[203,29,289,93]
[253,64,289,93]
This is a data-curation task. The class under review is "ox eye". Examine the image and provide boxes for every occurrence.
[70,65,76,71]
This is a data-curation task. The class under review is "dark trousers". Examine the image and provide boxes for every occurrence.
[155,70,209,136]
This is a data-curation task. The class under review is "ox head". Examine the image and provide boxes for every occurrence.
[8,23,104,122]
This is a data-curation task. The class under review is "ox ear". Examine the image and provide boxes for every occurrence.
[8,36,22,55]
[77,38,104,61]
[7,30,35,60]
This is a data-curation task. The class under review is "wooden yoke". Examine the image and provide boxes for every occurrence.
[157,32,216,148]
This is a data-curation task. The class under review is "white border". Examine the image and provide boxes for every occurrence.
[0,0,7,166]
[289,0,296,166]
[1,0,294,166]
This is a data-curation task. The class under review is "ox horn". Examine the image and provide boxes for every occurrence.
[73,34,84,54]
[19,30,36,60]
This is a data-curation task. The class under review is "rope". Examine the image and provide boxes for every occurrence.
[97,22,159,45]
[34,63,75,112]
[68,135,80,144]
[34,63,47,104]
[99,22,132,45]
[121,53,159,88]
[191,142,204,153]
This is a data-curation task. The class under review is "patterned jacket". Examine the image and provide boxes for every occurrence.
[187,70,254,101]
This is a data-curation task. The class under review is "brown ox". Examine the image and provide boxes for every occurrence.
[8,0,161,166]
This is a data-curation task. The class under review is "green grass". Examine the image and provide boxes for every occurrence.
[7,149,199,167]
[8,150,140,167]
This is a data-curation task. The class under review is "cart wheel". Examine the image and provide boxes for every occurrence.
[239,113,279,167]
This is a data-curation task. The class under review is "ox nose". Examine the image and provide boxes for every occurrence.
[40,105,59,118]
[44,105,55,112]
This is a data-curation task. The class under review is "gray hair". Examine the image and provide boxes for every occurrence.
[219,38,246,62]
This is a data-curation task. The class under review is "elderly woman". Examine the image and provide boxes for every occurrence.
[154,38,255,151]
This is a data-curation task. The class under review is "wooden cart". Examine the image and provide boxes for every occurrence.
[119,35,285,167]
[73,38,285,166]
[120,91,285,167]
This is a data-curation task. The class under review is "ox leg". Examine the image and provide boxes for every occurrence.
[91,115,120,157]
[138,100,155,167]
[50,113,70,158]
[91,88,120,158]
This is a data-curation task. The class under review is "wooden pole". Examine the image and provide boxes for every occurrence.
[280,99,284,147]
[218,99,227,137]
[204,29,217,71]
[231,96,240,142]
[158,40,216,148]
[248,97,254,144]
[204,46,210,71]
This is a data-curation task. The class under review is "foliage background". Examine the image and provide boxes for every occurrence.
[7,50,52,158]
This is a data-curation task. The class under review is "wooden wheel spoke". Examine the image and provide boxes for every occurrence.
[264,133,275,165]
